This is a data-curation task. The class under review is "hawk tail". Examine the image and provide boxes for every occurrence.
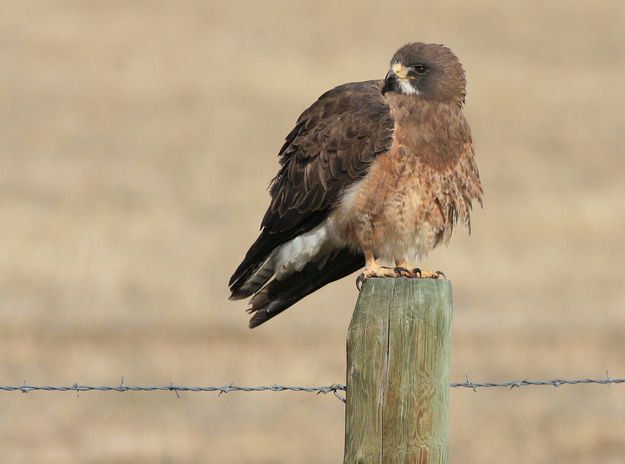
[229,229,287,300]
[229,254,275,301]
[229,212,330,299]
[245,248,364,328]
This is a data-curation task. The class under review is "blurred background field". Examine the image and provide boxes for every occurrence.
[1,0,625,462]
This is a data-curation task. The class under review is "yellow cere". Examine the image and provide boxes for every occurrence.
[392,63,405,77]
[393,62,417,80]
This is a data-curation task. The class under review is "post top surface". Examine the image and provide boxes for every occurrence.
[359,277,452,292]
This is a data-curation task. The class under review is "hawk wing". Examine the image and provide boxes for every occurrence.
[229,80,394,327]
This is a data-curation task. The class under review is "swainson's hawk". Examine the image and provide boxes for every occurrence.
[229,42,483,328]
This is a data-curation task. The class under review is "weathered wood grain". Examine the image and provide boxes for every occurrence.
[344,278,453,464]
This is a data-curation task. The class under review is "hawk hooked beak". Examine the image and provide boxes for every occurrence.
[382,69,397,95]
[382,63,419,96]
[382,63,410,95]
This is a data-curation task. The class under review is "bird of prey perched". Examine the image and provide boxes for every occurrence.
[229,42,483,328]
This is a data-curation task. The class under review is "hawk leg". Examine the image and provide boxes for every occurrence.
[360,251,399,278]
[356,253,397,290]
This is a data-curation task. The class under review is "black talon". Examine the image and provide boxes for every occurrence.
[356,273,366,291]
[412,268,422,277]
[393,266,411,277]
[434,270,446,279]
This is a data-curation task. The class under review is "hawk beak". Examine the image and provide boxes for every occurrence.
[382,69,396,95]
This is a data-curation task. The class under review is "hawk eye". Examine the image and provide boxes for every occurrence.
[412,64,428,75]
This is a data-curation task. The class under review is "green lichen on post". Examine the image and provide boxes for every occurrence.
[344,278,453,464]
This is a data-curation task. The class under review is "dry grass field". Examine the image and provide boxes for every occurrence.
[2,1,625,462]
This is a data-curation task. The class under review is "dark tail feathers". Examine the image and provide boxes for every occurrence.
[246,248,364,328]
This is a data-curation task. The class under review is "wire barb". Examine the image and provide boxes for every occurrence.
[464,375,477,392]
[169,381,181,398]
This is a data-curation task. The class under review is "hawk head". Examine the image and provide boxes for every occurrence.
[382,42,466,103]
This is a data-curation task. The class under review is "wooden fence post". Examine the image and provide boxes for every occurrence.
[344,277,453,463]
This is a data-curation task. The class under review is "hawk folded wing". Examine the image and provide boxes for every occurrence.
[229,81,394,326]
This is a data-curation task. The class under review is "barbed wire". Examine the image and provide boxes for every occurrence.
[1,374,622,403]
[1,380,348,402]
[450,372,623,391]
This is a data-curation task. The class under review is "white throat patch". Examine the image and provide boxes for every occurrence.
[398,79,418,95]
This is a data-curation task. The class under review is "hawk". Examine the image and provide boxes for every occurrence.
[229,42,483,328]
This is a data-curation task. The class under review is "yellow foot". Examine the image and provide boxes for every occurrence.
[356,264,408,290]
[411,269,446,279]
[364,266,397,278]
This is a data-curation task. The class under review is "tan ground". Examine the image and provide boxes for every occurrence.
[2,1,625,462]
